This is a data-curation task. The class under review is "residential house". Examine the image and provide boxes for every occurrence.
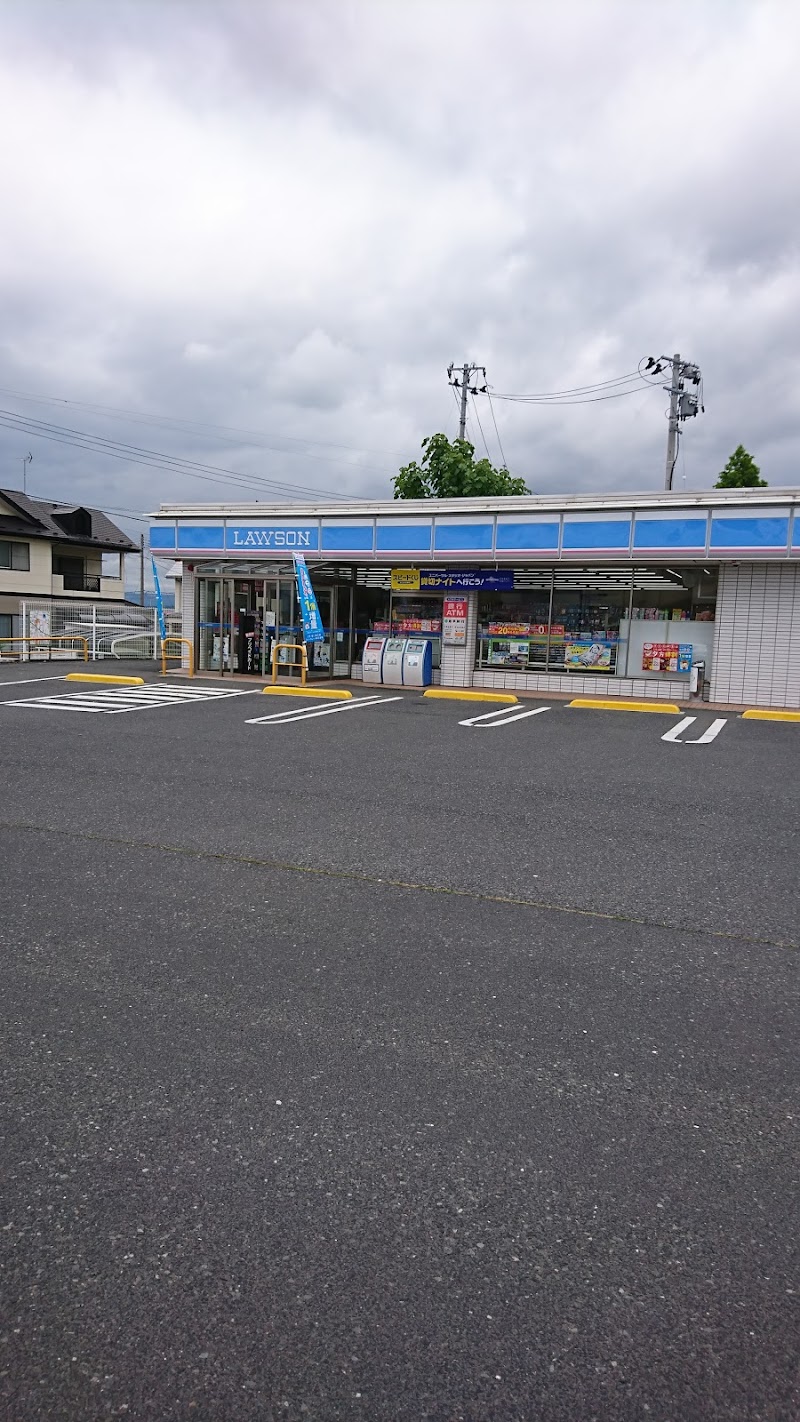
[0,487,138,640]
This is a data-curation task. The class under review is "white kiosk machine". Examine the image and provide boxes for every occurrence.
[402,638,433,687]
[361,637,386,684]
[382,637,407,686]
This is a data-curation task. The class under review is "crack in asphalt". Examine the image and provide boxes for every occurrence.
[2,819,798,954]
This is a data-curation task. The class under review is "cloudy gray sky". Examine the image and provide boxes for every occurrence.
[1,0,798,554]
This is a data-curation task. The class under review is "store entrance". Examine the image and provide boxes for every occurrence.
[306,586,353,679]
[196,572,353,679]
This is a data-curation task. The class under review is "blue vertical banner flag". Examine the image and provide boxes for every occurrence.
[293,554,325,643]
[151,555,167,641]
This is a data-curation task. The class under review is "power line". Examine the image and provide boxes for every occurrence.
[0,384,407,470]
[0,408,360,501]
[490,383,661,407]
[486,390,508,470]
[470,390,491,461]
[28,491,150,522]
[489,366,659,401]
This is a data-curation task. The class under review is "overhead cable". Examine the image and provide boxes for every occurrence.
[0,409,360,501]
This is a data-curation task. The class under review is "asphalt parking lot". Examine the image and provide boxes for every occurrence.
[1,662,798,1421]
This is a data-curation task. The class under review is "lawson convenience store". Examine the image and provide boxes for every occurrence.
[150,486,800,709]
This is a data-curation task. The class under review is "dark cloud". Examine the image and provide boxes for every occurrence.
[0,0,798,568]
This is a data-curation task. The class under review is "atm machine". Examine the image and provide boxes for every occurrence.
[402,638,433,687]
[362,636,387,684]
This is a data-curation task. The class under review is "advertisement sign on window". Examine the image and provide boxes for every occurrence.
[443,597,468,645]
[391,569,514,592]
[642,642,694,673]
[565,641,613,670]
[391,568,421,592]
[394,617,442,634]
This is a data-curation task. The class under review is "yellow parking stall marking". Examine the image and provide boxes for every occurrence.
[65,673,145,686]
[424,689,518,704]
[569,698,681,714]
[742,709,800,722]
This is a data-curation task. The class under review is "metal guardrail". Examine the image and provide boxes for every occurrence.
[0,635,89,663]
[160,636,194,677]
[271,641,308,686]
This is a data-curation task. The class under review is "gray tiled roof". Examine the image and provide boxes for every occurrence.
[0,488,137,551]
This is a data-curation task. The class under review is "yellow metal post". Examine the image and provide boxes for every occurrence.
[160,637,194,677]
[268,645,306,688]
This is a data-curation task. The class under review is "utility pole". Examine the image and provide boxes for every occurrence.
[447,362,484,440]
[139,534,145,607]
[664,352,681,491]
[645,354,704,491]
[22,452,32,494]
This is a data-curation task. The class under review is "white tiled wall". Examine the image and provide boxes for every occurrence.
[711,563,800,708]
[181,566,195,670]
[470,669,689,699]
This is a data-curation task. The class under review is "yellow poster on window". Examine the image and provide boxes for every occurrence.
[391,568,420,591]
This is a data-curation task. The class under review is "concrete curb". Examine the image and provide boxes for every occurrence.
[568,698,682,714]
[65,673,145,686]
[742,709,800,723]
[424,689,518,705]
[262,686,352,700]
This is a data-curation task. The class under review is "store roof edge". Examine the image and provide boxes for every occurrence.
[151,487,800,520]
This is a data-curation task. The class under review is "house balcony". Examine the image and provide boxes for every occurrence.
[51,574,126,598]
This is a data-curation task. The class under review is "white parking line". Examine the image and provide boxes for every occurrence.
[662,716,727,744]
[687,718,727,744]
[1,685,260,714]
[246,695,402,725]
[0,674,76,689]
[459,705,551,728]
[661,716,696,743]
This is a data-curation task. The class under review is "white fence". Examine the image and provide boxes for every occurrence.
[16,601,182,660]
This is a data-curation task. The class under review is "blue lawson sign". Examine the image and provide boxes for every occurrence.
[294,554,325,643]
[421,569,514,591]
[227,525,317,551]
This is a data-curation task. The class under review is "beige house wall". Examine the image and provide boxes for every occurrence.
[0,537,125,604]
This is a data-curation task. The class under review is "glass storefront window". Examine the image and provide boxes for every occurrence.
[391,594,443,669]
[629,567,716,623]
[477,584,552,672]
[478,582,628,675]
[548,582,630,675]
[198,577,226,670]
[475,568,719,678]
[353,587,391,663]
[625,567,717,678]
[334,584,353,673]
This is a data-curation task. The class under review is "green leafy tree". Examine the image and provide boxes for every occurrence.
[393,432,530,499]
[715,445,767,488]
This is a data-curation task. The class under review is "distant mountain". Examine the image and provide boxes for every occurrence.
[124,590,175,609]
